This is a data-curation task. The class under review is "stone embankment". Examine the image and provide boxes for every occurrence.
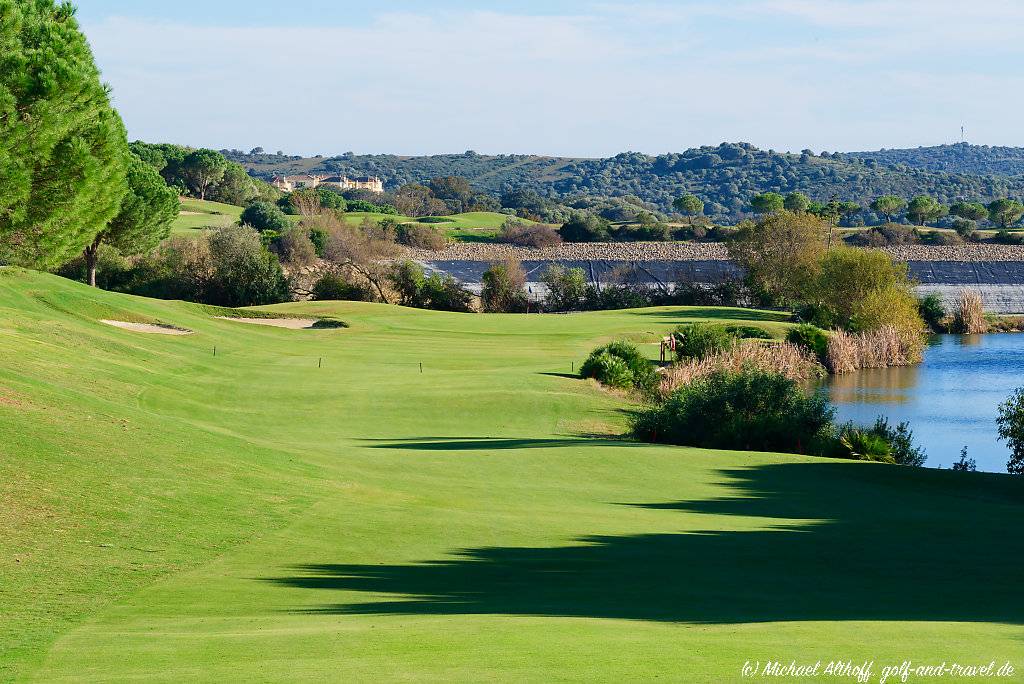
[412,241,1024,263]
[411,242,730,262]
[881,244,1024,262]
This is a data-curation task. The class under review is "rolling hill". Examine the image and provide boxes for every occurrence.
[845,143,1024,177]
[226,144,1024,222]
[2,268,1022,681]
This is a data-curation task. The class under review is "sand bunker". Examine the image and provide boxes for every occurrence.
[101,320,193,335]
[216,316,321,329]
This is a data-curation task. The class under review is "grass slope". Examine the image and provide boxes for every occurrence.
[170,198,245,233]
[172,201,518,241]
[340,210,530,242]
[0,269,1022,682]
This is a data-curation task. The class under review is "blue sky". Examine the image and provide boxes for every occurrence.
[77,1,1024,157]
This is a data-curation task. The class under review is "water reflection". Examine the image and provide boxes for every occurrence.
[823,334,1024,473]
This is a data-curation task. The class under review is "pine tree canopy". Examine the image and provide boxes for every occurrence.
[0,0,129,269]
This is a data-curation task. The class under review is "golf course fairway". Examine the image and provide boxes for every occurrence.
[1,268,1021,682]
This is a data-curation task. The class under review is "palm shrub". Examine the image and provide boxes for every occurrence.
[870,417,926,466]
[632,368,834,453]
[839,427,894,463]
[580,341,657,393]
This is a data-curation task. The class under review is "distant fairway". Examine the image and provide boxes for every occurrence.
[169,198,245,233]
[341,209,529,240]
[0,269,1022,682]
[172,200,522,241]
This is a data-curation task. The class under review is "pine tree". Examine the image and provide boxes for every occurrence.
[0,0,129,269]
[83,155,180,286]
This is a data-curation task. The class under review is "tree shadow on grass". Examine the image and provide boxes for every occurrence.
[362,436,642,451]
[266,461,1024,624]
[629,307,791,323]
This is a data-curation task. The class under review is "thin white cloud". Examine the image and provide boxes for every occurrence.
[82,3,1024,156]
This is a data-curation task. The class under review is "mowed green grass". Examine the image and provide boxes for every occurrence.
[341,210,528,241]
[0,269,1022,682]
[172,201,522,242]
[169,198,245,233]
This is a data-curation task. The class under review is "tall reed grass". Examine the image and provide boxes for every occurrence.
[951,289,987,334]
[659,340,824,397]
[825,326,924,374]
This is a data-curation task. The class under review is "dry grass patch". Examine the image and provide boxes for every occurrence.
[951,289,987,334]
[826,327,924,374]
[659,340,824,396]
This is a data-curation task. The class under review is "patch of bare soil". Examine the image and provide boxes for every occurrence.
[100,320,193,335]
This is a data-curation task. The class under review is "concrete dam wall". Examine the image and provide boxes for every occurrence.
[422,259,1024,314]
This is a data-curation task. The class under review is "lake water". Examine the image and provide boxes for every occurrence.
[823,334,1024,473]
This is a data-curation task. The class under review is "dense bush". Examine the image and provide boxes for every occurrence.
[917,293,946,333]
[309,227,328,257]
[559,213,612,242]
[613,220,671,242]
[240,201,290,233]
[102,226,290,306]
[720,324,773,340]
[541,265,588,311]
[272,228,317,267]
[388,261,473,312]
[204,226,291,306]
[727,211,829,307]
[481,259,528,312]
[632,368,834,453]
[787,324,829,363]
[806,247,925,340]
[311,273,374,301]
[846,223,919,247]
[395,224,447,250]
[674,322,735,360]
[579,351,633,389]
[579,341,657,393]
[498,219,562,248]
[345,199,398,214]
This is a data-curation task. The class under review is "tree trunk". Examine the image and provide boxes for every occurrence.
[84,239,100,287]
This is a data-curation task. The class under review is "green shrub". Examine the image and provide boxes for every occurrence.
[839,427,894,463]
[309,228,328,257]
[481,259,528,313]
[580,351,633,389]
[917,293,946,333]
[870,417,927,466]
[674,322,734,360]
[240,201,290,233]
[631,368,834,453]
[395,224,446,250]
[309,318,348,329]
[559,212,611,242]
[787,324,829,363]
[311,273,373,302]
[580,340,656,392]
[721,324,773,340]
